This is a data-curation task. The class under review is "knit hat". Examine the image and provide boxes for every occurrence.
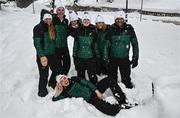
[43,13,52,21]
[95,15,104,23]
[114,10,126,20]
[56,4,65,10]
[40,9,51,21]
[56,74,68,83]
[69,11,78,22]
[82,12,91,21]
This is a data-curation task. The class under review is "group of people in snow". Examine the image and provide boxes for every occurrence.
[33,5,139,116]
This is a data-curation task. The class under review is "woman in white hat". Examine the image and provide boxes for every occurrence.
[33,13,59,97]
[52,5,71,76]
[68,11,81,71]
[94,15,110,76]
[53,75,132,116]
[70,12,99,85]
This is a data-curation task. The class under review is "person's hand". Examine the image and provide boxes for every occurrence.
[130,58,138,68]
[103,59,110,70]
[40,56,48,67]
[54,82,63,97]
[95,90,103,100]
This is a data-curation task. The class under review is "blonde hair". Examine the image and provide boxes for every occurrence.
[48,23,56,40]
[95,23,107,33]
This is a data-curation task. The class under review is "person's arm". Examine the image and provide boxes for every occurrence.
[52,94,66,101]
[73,36,78,58]
[33,25,44,57]
[103,29,111,61]
[52,82,66,101]
[130,26,139,60]
[92,33,100,59]
[95,89,103,100]
[129,25,139,68]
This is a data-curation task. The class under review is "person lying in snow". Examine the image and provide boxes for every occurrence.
[52,75,132,116]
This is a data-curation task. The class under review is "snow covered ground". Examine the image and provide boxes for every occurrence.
[75,0,180,13]
[0,1,180,118]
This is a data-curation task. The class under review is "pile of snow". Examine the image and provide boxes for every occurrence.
[0,1,180,118]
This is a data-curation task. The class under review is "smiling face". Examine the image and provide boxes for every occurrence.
[115,17,125,27]
[60,76,70,87]
[71,20,78,28]
[96,22,104,30]
[56,7,65,17]
[44,18,52,25]
[83,19,90,27]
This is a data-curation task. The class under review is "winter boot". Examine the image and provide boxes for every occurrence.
[110,84,127,105]
[38,89,48,97]
[121,101,138,109]
[38,77,48,97]
[121,77,134,89]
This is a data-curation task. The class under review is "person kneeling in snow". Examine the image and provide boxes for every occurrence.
[52,75,130,116]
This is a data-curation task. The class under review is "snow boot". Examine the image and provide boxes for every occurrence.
[121,101,138,109]
[38,77,48,97]
[38,89,48,97]
[121,77,134,89]
[109,79,127,104]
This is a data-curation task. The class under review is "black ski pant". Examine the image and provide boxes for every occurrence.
[108,58,131,84]
[76,58,98,85]
[89,95,120,116]
[96,57,108,75]
[55,47,71,75]
[97,77,126,104]
[89,77,126,116]
[36,55,60,92]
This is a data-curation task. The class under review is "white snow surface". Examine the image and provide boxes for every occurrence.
[0,1,180,118]
[77,0,180,13]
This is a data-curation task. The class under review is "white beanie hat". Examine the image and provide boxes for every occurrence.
[56,4,65,10]
[69,12,78,22]
[95,15,104,23]
[82,12,91,21]
[114,10,126,20]
[56,74,68,83]
[43,13,52,21]
[56,74,64,83]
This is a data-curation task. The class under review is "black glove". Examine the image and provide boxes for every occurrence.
[130,58,138,68]
[103,59,110,70]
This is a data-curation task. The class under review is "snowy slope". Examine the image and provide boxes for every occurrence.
[0,1,180,118]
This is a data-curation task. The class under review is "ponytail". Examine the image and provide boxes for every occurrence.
[48,23,56,40]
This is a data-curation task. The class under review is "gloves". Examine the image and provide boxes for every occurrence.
[130,58,138,68]
[40,56,48,67]
[103,59,110,70]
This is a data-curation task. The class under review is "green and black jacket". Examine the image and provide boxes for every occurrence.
[71,24,99,59]
[104,23,139,60]
[33,21,56,57]
[52,77,97,102]
[94,25,110,58]
[53,15,69,48]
